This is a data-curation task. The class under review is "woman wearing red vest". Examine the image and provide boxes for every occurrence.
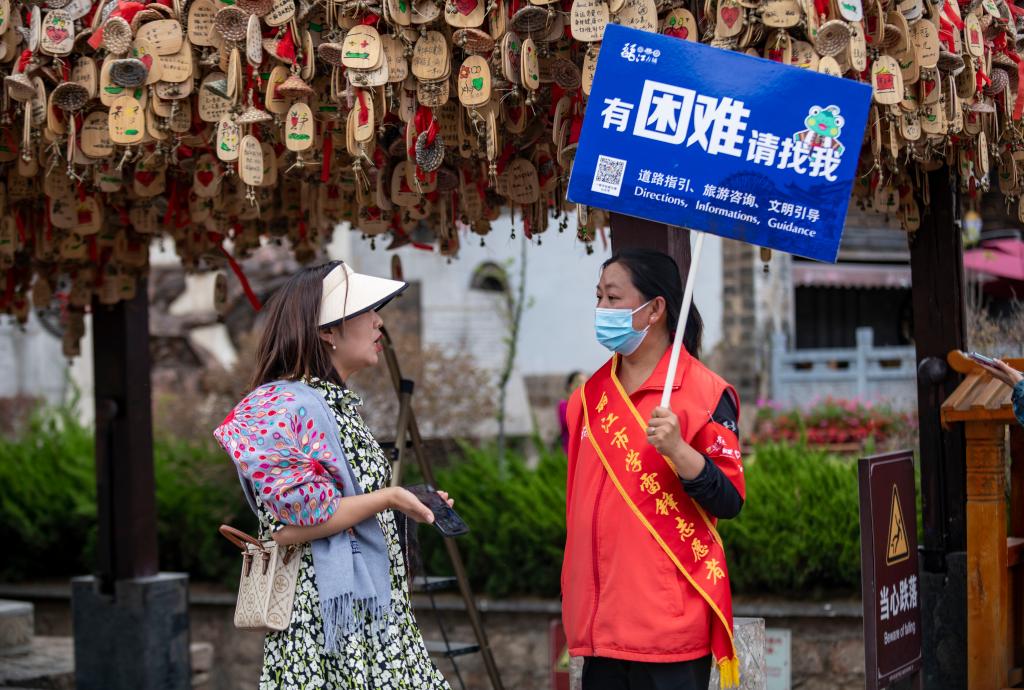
[562,249,745,690]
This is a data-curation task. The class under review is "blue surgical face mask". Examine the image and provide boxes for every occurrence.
[595,301,652,355]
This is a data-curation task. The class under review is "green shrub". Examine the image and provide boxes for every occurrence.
[0,405,253,584]
[4,405,900,600]
[717,443,862,594]
[154,436,256,585]
[0,406,97,579]
[418,441,567,598]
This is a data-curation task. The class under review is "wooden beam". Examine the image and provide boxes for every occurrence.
[92,278,158,590]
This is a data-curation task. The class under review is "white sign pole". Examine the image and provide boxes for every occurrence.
[659,231,705,409]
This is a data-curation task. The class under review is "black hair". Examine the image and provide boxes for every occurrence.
[602,248,703,357]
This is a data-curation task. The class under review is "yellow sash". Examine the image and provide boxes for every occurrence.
[582,357,739,688]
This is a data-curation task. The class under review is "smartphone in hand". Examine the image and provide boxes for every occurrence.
[405,484,470,538]
[968,351,998,367]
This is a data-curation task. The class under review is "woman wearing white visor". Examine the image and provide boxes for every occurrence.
[215,261,453,690]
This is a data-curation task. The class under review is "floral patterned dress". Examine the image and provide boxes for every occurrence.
[255,378,450,690]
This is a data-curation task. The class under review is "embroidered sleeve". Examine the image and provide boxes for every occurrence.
[684,391,746,519]
[214,385,343,527]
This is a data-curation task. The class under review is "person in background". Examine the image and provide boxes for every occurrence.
[975,356,1024,426]
[561,248,746,690]
[559,371,585,454]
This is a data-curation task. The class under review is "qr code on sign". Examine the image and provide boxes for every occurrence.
[592,155,627,197]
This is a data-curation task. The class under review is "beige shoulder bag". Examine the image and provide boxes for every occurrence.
[219,524,302,631]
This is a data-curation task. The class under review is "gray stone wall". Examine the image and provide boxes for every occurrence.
[717,239,760,408]
[17,587,865,690]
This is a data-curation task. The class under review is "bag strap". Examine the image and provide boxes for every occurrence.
[219,524,265,552]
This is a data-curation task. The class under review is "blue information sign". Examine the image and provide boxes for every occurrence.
[567,24,873,263]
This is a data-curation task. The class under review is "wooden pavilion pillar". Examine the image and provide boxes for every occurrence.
[964,421,1009,690]
[71,278,191,690]
[942,352,1024,690]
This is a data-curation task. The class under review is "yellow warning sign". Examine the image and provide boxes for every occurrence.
[886,484,910,565]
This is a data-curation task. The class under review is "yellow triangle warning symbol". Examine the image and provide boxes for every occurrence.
[886,485,910,565]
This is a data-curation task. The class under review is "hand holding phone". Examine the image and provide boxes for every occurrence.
[967,351,1024,388]
[968,351,998,367]
[404,484,470,538]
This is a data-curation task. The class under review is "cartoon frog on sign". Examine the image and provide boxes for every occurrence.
[794,105,845,154]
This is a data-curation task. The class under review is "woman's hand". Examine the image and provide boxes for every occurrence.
[386,487,454,523]
[978,358,1024,389]
[647,406,686,460]
[646,407,706,480]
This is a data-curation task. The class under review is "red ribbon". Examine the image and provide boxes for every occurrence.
[276,26,297,62]
[87,1,147,50]
[976,67,991,91]
[13,211,27,246]
[16,49,32,73]
[0,272,14,309]
[360,12,380,24]
[207,232,262,311]
[322,122,333,183]
[357,89,371,127]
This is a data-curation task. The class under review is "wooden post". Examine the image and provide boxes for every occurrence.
[609,214,692,279]
[1011,426,1024,676]
[909,167,967,687]
[92,278,158,589]
[964,422,1009,690]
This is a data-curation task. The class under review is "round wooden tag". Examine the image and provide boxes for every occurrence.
[28,6,40,53]
[847,21,867,72]
[382,35,408,82]
[615,0,656,31]
[265,0,296,26]
[71,57,98,99]
[132,39,164,85]
[265,66,290,114]
[716,1,744,38]
[458,55,491,106]
[964,14,984,58]
[199,72,233,121]
[445,0,486,28]
[238,134,264,186]
[838,0,863,21]
[188,0,218,47]
[285,102,314,151]
[521,37,540,91]
[900,108,921,140]
[342,25,382,70]
[661,9,697,40]
[412,31,449,80]
[582,46,598,95]
[136,19,183,55]
[260,141,278,187]
[81,110,114,158]
[216,117,241,161]
[160,38,193,83]
[762,0,801,27]
[40,10,74,56]
[571,0,609,42]
[108,95,145,144]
